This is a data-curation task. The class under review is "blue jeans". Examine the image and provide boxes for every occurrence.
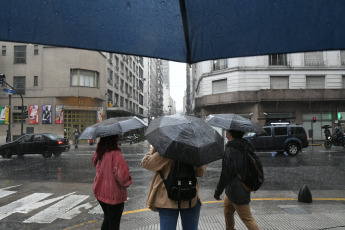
[157,201,201,230]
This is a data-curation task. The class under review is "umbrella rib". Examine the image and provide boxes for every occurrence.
[179,0,191,64]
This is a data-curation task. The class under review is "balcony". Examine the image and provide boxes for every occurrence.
[195,89,345,106]
[304,61,325,66]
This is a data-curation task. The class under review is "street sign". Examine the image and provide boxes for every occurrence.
[3,88,15,94]
[13,106,27,110]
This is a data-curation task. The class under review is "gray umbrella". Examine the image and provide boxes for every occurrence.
[79,116,147,140]
[145,114,224,166]
[205,113,266,134]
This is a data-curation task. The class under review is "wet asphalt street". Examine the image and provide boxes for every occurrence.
[0,141,344,229]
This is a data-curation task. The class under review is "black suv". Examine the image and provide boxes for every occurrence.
[244,125,309,156]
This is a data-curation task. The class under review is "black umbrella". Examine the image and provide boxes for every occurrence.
[321,125,332,129]
[205,113,266,134]
[145,114,224,166]
[79,116,147,140]
[1,1,345,64]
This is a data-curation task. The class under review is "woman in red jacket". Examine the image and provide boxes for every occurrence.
[92,134,133,230]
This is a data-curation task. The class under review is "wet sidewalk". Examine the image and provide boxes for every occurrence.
[80,189,345,230]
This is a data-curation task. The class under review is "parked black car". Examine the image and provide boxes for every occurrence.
[244,125,309,156]
[0,133,70,159]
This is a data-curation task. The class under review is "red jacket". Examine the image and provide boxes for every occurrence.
[92,149,133,205]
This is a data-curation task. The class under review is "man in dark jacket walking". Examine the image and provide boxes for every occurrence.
[214,129,259,230]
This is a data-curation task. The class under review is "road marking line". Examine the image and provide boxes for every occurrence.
[1,184,22,190]
[0,193,52,221]
[0,190,16,199]
[88,204,102,214]
[0,184,22,199]
[64,197,345,230]
[24,195,89,223]
[18,192,76,214]
[60,202,93,219]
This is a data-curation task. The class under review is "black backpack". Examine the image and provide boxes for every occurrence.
[158,161,197,209]
[237,146,264,193]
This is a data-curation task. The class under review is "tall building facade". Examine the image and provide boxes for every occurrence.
[190,51,345,140]
[143,58,164,121]
[0,42,151,143]
[104,53,146,118]
[0,42,107,142]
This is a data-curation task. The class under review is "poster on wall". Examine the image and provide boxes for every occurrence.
[0,105,9,124]
[42,105,52,124]
[56,105,64,124]
[29,105,39,124]
[97,107,104,123]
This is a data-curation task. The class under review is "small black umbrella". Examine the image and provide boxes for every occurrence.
[205,113,266,134]
[79,116,147,140]
[321,125,332,129]
[145,114,224,166]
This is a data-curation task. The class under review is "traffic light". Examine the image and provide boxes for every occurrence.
[313,117,316,123]
[23,110,28,118]
[338,112,342,120]
[0,73,5,85]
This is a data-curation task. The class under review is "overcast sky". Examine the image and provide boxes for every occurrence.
[169,61,186,113]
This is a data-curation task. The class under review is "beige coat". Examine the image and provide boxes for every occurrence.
[141,145,206,211]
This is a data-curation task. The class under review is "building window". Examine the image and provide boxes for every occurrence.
[70,69,99,87]
[107,68,113,85]
[306,76,325,89]
[120,96,124,107]
[14,45,26,64]
[114,94,119,106]
[34,45,39,55]
[13,76,26,94]
[34,76,38,86]
[2,46,6,56]
[213,59,227,71]
[107,90,113,104]
[304,51,324,66]
[13,113,26,124]
[269,54,287,65]
[270,76,289,89]
[341,51,345,66]
[212,79,227,94]
[114,74,119,88]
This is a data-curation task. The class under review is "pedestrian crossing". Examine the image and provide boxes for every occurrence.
[0,185,102,224]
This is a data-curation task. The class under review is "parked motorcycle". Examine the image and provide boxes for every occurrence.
[125,134,139,144]
[324,134,345,148]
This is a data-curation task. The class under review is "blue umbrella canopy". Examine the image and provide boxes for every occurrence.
[1,1,345,64]
[145,114,224,166]
[79,116,147,139]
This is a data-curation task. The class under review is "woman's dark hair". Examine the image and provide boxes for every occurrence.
[95,135,119,160]
[228,130,244,139]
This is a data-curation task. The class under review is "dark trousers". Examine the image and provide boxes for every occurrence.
[98,200,124,230]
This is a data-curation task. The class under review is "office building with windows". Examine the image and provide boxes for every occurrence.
[190,51,345,140]
[0,42,148,142]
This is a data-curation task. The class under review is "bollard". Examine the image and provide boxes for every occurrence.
[298,184,312,203]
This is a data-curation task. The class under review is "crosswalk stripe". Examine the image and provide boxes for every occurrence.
[0,184,22,199]
[17,192,76,214]
[0,189,16,199]
[0,193,52,221]
[24,195,89,223]
[60,202,93,220]
[89,204,103,214]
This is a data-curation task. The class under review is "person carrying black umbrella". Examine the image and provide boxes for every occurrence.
[324,127,331,140]
[141,145,206,230]
[214,129,260,230]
